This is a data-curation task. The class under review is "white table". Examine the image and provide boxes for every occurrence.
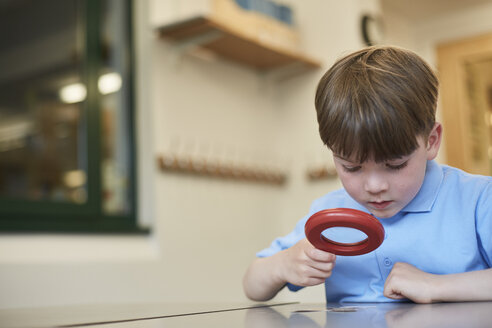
[1,301,491,328]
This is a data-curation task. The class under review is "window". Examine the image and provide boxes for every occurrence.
[0,0,144,232]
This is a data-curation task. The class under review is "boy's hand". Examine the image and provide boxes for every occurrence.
[277,238,336,287]
[383,262,437,303]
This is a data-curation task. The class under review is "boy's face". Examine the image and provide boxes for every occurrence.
[333,124,441,218]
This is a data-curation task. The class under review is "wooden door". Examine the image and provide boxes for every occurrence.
[437,33,492,176]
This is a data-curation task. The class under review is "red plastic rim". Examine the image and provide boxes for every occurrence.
[304,208,384,256]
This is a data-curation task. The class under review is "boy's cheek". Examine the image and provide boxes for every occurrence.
[339,178,362,199]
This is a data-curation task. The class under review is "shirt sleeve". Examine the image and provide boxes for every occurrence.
[255,190,347,293]
[255,191,344,258]
[256,215,309,258]
[476,180,492,267]
[255,215,309,292]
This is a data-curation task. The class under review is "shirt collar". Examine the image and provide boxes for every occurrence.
[401,160,443,213]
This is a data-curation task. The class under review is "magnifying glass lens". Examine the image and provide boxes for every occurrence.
[305,208,384,256]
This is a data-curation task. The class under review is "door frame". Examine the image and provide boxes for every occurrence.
[437,33,492,175]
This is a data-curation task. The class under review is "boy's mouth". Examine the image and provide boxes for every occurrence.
[368,200,392,209]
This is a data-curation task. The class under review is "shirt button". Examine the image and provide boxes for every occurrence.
[384,258,392,267]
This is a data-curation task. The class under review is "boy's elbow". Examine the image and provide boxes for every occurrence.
[242,273,275,302]
[244,288,275,302]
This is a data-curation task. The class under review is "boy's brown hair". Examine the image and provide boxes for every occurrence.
[315,46,439,163]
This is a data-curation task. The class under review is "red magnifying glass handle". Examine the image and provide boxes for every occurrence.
[304,208,385,256]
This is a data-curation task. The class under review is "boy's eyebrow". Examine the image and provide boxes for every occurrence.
[386,155,406,161]
[333,154,358,163]
[334,153,406,163]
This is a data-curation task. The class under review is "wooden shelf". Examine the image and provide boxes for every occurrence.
[306,166,338,181]
[157,16,321,72]
[157,154,287,185]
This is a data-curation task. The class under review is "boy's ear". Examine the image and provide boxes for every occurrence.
[426,122,442,160]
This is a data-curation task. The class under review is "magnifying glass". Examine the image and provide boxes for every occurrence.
[304,208,384,256]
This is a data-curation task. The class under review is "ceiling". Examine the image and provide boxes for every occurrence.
[381,0,492,21]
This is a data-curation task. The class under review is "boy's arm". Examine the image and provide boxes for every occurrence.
[384,262,492,303]
[243,238,336,302]
[242,254,288,302]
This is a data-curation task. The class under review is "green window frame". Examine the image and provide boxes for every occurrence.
[0,0,146,233]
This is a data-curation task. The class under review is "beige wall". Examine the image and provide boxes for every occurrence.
[1,0,491,309]
[382,0,492,164]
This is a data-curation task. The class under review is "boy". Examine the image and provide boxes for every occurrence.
[243,46,492,303]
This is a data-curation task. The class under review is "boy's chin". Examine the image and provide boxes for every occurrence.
[368,207,401,219]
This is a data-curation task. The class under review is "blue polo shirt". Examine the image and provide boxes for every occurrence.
[257,160,492,302]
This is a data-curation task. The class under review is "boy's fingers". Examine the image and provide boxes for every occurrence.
[383,284,405,299]
[307,248,336,262]
[311,261,335,273]
[300,277,327,287]
[309,267,334,280]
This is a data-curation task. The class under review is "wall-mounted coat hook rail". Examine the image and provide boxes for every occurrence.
[157,154,287,185]
[307,166,338,181]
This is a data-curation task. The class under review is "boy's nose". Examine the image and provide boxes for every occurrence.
[363,173,389,194]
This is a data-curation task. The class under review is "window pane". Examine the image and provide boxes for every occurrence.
[100,0,133,215]
[0,0,87,204]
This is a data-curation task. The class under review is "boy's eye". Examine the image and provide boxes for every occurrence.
[386,161,408,170]
[342,165,361,173]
